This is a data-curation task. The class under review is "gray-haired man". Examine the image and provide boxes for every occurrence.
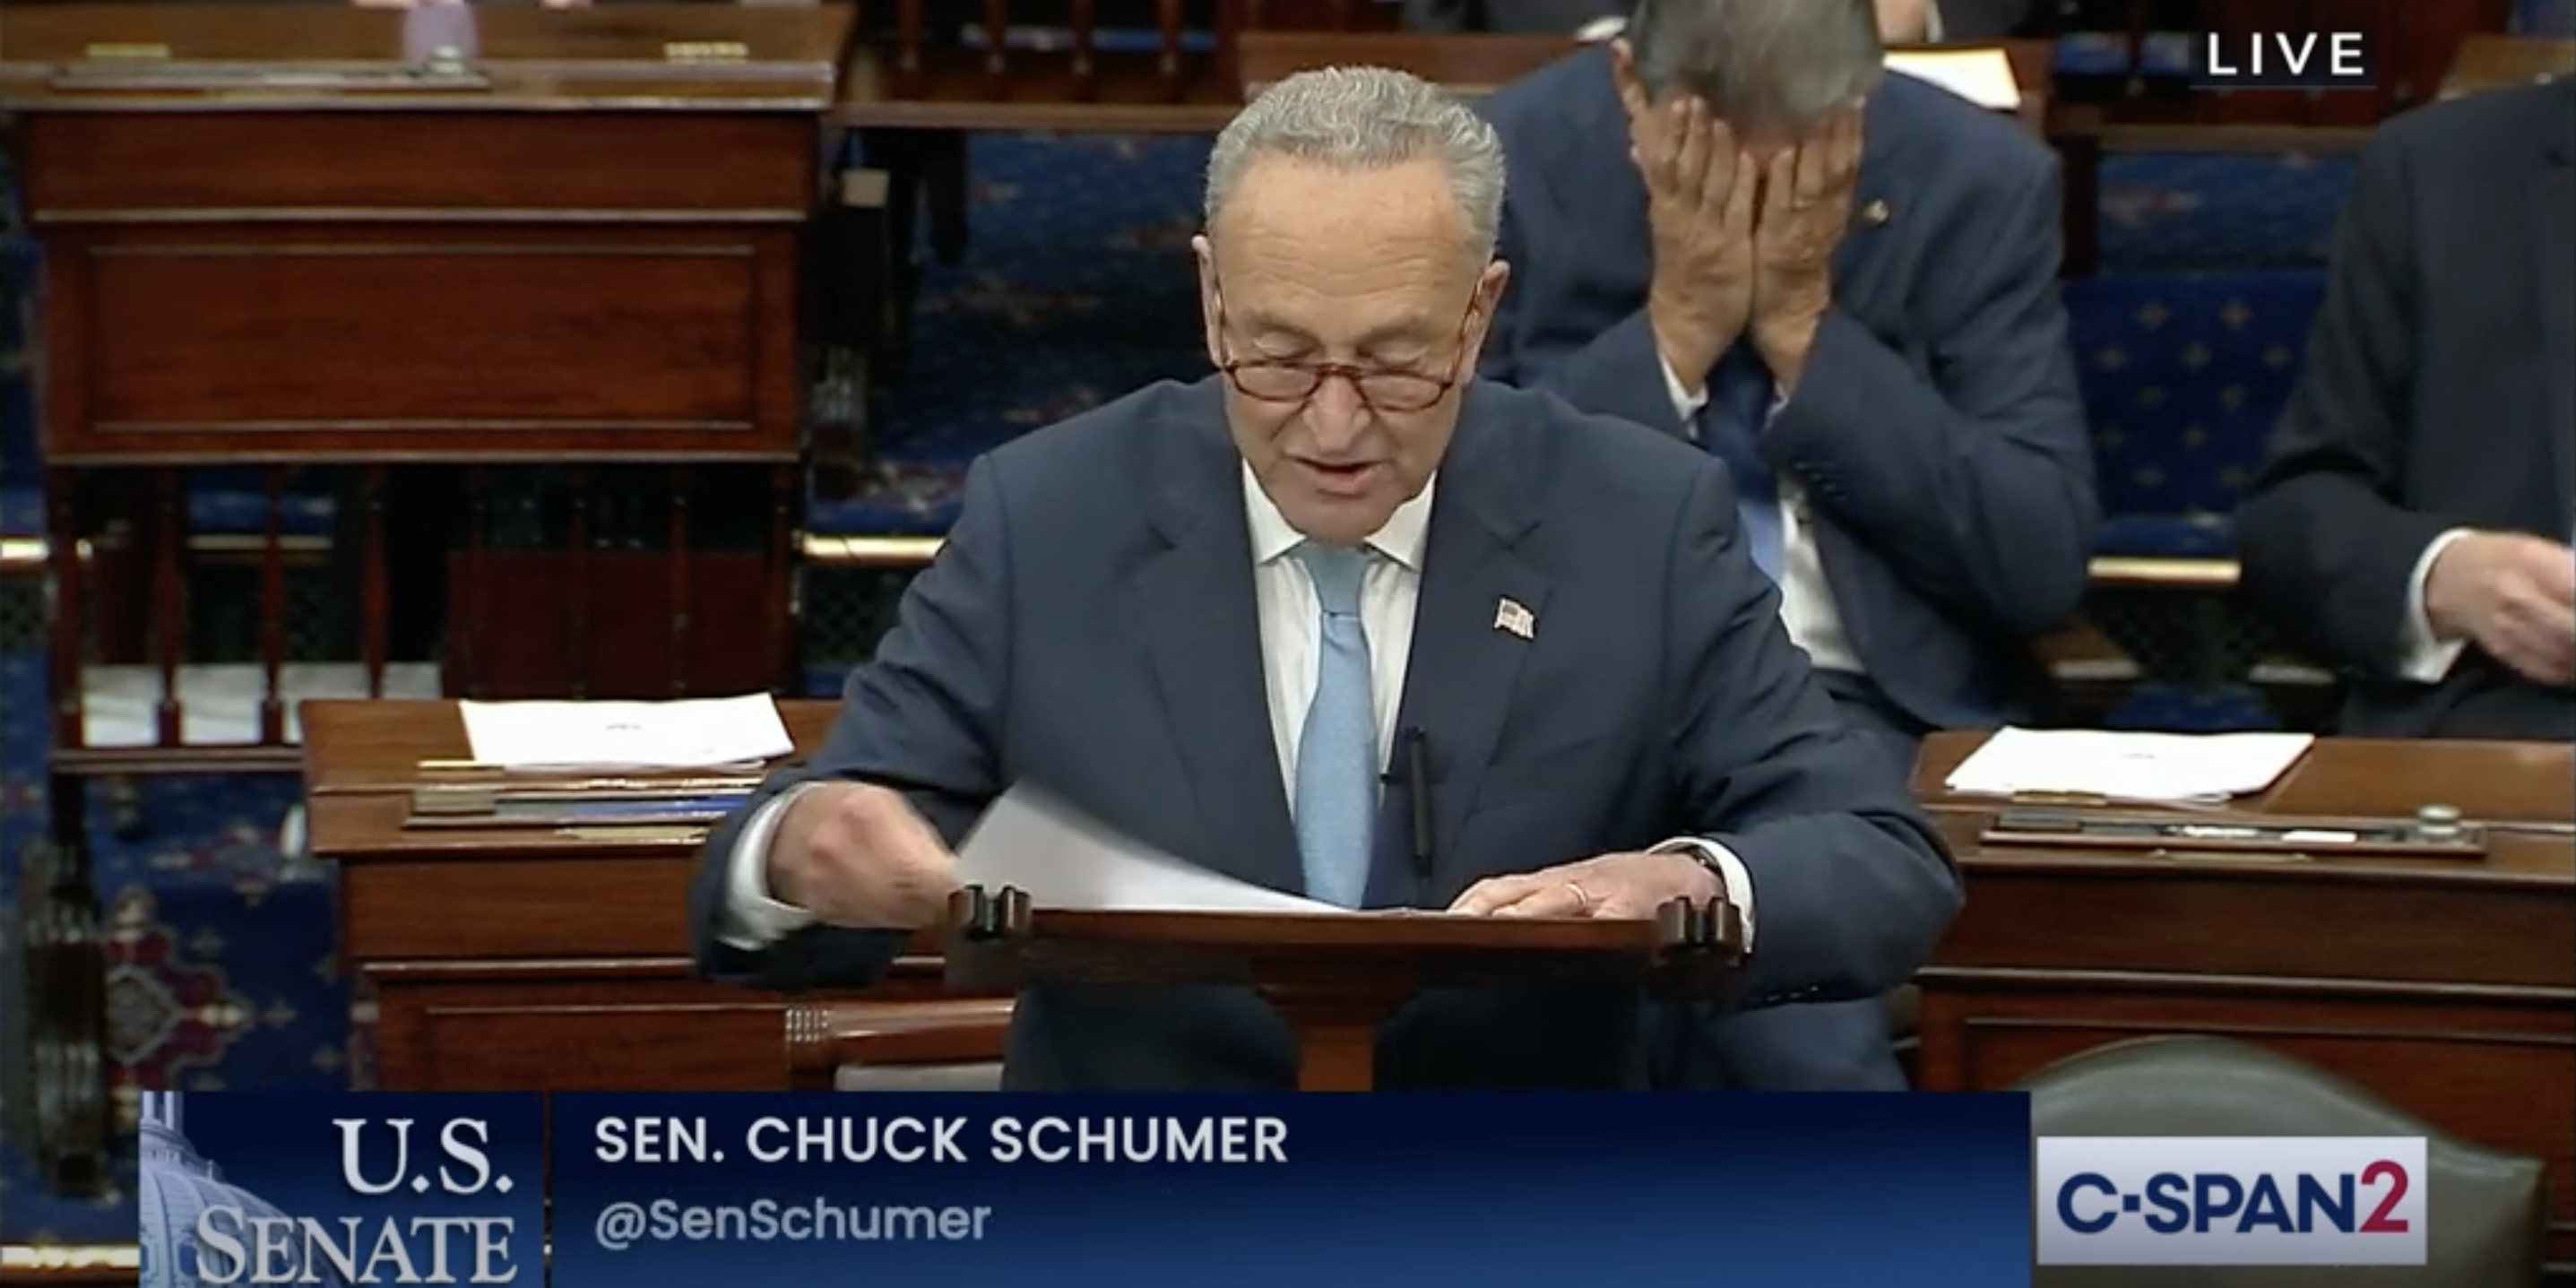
[690,66,1960,1089]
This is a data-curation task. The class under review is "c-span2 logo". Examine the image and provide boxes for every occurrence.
[2037,1137,2426,1266]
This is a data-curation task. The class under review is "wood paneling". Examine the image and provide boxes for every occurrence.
[55,229,788,460]
[18,112,818,217]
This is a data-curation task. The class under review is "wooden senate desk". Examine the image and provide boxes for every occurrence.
[1912,732,2576,1275]
[0,3,856,782]
[300,699,1007,1092]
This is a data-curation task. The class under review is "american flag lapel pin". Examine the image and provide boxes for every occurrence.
[1493,598,1535,640]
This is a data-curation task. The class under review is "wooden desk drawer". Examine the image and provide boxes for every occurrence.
[1940,860,2576,990]
[367,963,791,1089]
[17,111,818,216]
[42,222,800,462]
[345,853,702,959]
[338,849,954,964]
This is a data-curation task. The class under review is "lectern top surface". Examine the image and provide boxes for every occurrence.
[0,4,857,111]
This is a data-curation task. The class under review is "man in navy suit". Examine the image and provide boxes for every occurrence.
[690,66,1960,1090]
[2237,82,2575,740]
[1477,0,2096,1088]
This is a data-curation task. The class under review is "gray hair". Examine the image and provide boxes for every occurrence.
[1205,65,1506,259]
[1628,0,1884,136]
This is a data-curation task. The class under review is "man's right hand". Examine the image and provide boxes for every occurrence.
[1611,41,1758,393]
[765,782,962,929]
[2424,531,2576,687]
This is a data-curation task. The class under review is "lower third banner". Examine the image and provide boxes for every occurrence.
[549,1092,2032,1287]
[136,1088,2030,1285]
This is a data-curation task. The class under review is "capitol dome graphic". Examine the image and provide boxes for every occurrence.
[138,1091,353,1288]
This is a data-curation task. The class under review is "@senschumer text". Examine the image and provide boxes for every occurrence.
[591,1198,994,1250]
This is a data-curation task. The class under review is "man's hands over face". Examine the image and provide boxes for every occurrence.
[1748,110,1863,385]
[2425,532,2576,688]
[766,782,963,929]
[1612,43,1863,394]
[1616,47,1759,392]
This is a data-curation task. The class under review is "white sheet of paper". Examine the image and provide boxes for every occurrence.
[1887,48,2023,109]
[956,786,1351,914]
[1943,727,2316,806]
[458,693,793,771]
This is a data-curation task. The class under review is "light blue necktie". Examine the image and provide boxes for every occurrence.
[1699,341,1784,582]
[1292,542,1377,908]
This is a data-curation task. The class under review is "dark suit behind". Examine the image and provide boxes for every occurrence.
[690,377,1961,1089]
[1479,52,2096,734]
[2236,82,2576,740]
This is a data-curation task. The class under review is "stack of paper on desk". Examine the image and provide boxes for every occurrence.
[1942,727,2317,806]
[1885,48,2023,109]
[958,788,1354,915]
[458,694,793,772]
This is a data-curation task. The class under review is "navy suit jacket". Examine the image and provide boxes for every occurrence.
[2237,82,2576,740]
[1479,52,2098,730]
[691,377,1961,1089]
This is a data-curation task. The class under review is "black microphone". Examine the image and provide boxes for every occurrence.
[1401,727,1437,900]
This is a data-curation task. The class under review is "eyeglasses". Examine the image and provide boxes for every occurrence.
[1213,295,1475,414]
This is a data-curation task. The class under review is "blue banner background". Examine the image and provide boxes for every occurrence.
[143,1091,545,1287]
[550,1092,2034,1288]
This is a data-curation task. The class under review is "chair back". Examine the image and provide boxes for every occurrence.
[2023,1036,2547,1287]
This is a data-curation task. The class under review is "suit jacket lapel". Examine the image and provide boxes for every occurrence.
[1830,91,1906,303]
[1136,385,1306,897]
[1375,387,1551,904]
[2536,101,2575,525]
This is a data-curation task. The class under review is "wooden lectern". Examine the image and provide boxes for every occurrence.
[1910,731,2576,1275]
[944,886,1746,1091]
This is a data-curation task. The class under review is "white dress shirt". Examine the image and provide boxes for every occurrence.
[1662,359,1865,675]
[2396,528,2474,683]
[718,463,1757,951]
[1244,463,1428,802]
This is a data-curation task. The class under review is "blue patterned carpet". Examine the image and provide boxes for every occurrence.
[0,126,2357,1240]
[811,133,1215,536]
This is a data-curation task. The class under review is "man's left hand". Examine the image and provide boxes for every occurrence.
[1750,109,1864,384]
[1448,850,1720,919]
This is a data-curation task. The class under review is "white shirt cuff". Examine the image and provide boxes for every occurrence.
[1923,0,1944,41]
[2396,528,2474,684]
[1649,836,1756,954]
[718,784,820,951]
[1661,353,1711,436]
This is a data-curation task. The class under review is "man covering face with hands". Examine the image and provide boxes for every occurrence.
[1478,0,2095,1088]
[1622,65,1864,397]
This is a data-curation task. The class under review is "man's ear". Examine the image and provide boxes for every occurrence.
[1608,38,1647,119]
[1463,258,1513,367]
[1190,234,1224,369]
